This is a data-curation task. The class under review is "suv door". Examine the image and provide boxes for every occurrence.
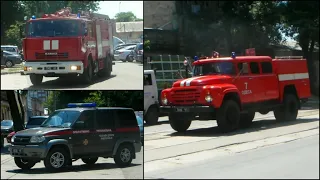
[114,109,140,144]
[94,109,116,153]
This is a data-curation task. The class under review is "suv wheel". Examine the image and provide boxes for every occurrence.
[30,74,43,85]
[114,144,134,167]
[169,113,192,132]
[145,106,159,125]
[82,157,98,165]
[274,94,299,122]
[44,147,70,171]
[239,111,255,128]
[216,100,240,133]
[14,157,36,170]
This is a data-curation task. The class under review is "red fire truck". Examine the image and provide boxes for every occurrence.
[20,8,115,85]
[160,54,311,133]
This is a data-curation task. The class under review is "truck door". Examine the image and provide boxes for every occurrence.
[144,71,158,112]
[94,109,116,153]
[234,62,255,103]
[249,62,264,102]
[260,61,279,100]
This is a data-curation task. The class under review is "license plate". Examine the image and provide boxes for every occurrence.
[45,67,57,70]
[12,148,23,153]
[176,108,189,112]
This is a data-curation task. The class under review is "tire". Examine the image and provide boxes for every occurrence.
[82,59,93,84]
[239,111,255,128]
[145,106,159,125]
[169,113,192,132]
[216,100,240,133]
[30,74,43,85]
[1,137,4,147]
[126,55,132,62]
[98,56,111,77]
[82,157,98,165]
[14,157,36,170]
[114,144,134,167]
[274,94,299,122]
[5,60,13,68]
[44,147,70,172]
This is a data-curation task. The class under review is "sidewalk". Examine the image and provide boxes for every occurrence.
[1,64,23,75]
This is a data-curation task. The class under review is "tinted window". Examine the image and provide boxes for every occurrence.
[237,63,249,75]
[261,62,273,74]
[27,20,80,37]
[1,120,13,126]
[193,62,236,76]
[116,109,137,127]
[42,110,81,128]
[27,117,47,126]
[96,110,115,128]
[144,74,152,86]
[78,110,95,129]
[250,62,260,74]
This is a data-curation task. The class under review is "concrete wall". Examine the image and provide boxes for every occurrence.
[144,1,176,30]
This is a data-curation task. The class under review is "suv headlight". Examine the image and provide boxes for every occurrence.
[11,134,16,143]
[30,136,45,143]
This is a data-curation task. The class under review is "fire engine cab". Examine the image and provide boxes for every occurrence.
[160,53,311,133]
[20,7,115,85]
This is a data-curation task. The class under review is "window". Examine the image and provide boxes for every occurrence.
[96,110,115,129]
[144,74,152,86]
[78,110,95,129]
[115,109,137,127]
[237,63,249,75]
[250,62,260,74]
[261,62,273,74]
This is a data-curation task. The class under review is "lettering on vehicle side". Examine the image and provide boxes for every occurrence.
[96,129,112,133]
[72,130,90,134]
[99,134,114,140]
[241,82,252,95]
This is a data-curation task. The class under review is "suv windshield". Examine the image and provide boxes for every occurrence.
[41,110,81,128]
[193,62,236,76]
[27,20,80,37]
[1,120,13,126]
[27,117,47,126]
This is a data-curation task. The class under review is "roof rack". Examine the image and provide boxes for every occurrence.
[275,56,304,59]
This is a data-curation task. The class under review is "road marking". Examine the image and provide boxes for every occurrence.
[278,73,309,81]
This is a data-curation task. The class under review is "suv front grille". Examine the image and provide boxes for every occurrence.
[13,136,31,145]
[171,89,201,104]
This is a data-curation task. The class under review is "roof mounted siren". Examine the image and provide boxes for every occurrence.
[231,52,236,59]
[67,102,97,108]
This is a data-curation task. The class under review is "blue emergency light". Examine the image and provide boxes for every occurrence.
[194,56,199,61]
[31,15,36,20]
[77,13,81,18]
[67,102,97,108]
[231,52,236,59]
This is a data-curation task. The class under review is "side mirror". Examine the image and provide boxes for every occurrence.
[73,121,84,129]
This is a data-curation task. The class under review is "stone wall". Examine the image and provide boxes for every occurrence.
[144,1,176,30]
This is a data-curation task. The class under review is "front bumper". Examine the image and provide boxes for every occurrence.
[22,61,84,75]
[160,105,214,113]
[8,144,47,159]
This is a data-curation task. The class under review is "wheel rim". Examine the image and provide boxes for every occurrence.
[20,158,29,164]
[50,152,65,168]
[120,148,131,162]
[6,61,12,67]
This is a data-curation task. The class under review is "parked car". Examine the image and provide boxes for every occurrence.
[1,50,22,68]
[1,45,20,55]
[132,43,143,63]
[136,115,144,146]
[1,120,14,147]
[7,116,49,144]
[114,45,136,62]
[114,43,137,51]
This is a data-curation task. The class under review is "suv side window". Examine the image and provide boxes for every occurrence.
[261,62,273,74]
[237,63,249,75]
[96,109,115,129]
[144,74,152,85]
[115,109,137,127]
[78,110,95,129]
[250,62,260,74]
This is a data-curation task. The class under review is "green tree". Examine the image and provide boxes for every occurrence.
[115,11,137,22]
[83,91,106,107]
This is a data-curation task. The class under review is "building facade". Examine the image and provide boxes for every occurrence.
[115,21,143,43]
[26,90,50,118]
[144,1,176,30]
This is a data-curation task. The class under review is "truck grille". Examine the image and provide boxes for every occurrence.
[35,52,68,59]
[12,136,31,145]
[171,89,200,104]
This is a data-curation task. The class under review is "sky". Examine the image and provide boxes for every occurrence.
[96,1,143,19]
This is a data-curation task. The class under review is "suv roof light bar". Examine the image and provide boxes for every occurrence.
[67,102,97,108]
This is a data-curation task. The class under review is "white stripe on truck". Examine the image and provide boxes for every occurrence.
[43,40,50,50]
[278,73,309,81]
[186,77,202,86]
[51,40,59,50]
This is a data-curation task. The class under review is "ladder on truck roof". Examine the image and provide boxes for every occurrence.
[275,56,304,60]
[42,7,109,21]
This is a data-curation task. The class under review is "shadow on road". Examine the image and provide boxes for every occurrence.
[25,75,116,90]
[168,117,319,137]
[6,162,141,174]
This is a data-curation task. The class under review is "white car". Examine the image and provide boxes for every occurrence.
[1,45,20,55]
[114,45,136,62]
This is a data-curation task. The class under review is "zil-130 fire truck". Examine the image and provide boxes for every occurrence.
[160,53,311,133]
[20,7,115,85]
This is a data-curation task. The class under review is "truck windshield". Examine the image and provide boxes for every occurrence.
[193,62,236,76]
[26,20,80,37]
[41,110,80,128]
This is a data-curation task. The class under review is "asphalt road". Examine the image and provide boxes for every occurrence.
[144,109,320,179]
[1,140,143,179]
[1,61,143,90]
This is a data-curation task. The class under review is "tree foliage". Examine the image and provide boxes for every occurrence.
[115,11,138,22]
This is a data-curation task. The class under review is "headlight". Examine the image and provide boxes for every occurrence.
[11,134,16,143]
[24,66,32,71]
[162,97,168,105]
[30,136,45,143]
[205,94,213,103]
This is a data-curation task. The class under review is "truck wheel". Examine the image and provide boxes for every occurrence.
[14,157,36,170]
[274,94,299,122]
[145,106,159,125]
[239,111,255,128]
[216,100,240,133]
[83,60,93,84]
[169,113,192,132]
[114,144,134,167]
[30,74,43,85]
[44,147,70,172]
[82,157,98,165]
